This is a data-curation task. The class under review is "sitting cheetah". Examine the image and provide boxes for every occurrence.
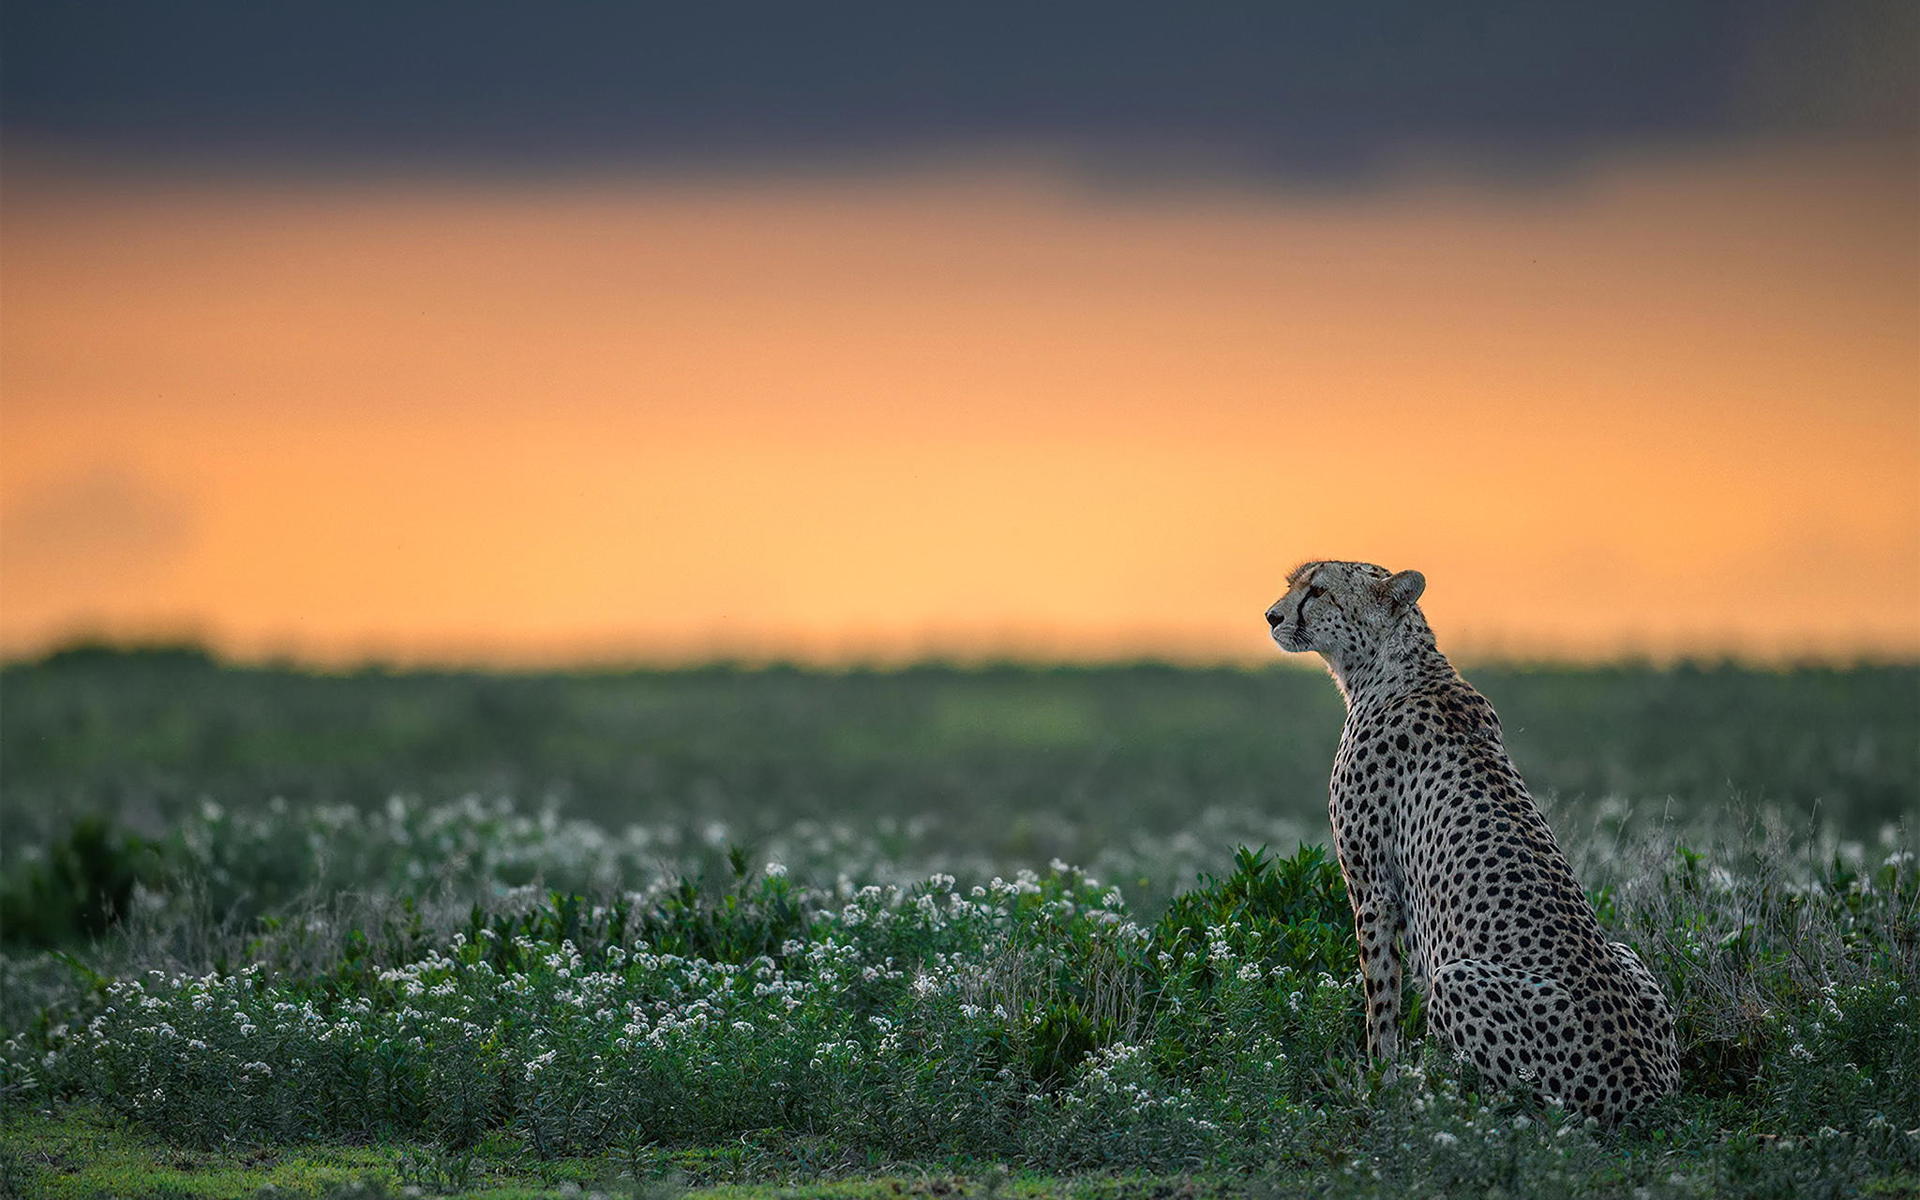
[1265,560,1677,1121]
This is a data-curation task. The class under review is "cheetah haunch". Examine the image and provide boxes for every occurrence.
[1266,561,1677,1121]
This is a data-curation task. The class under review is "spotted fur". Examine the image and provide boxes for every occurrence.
[1266,560,1678,1121]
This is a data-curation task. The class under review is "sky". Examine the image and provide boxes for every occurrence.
[2,2,1916,664]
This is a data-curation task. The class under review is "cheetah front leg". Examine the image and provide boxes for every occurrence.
[1353,894,1406,1064]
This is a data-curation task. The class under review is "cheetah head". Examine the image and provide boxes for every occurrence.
[1265,560,1426,658]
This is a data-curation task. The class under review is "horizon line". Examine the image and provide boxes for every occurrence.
[8,634,1915,676]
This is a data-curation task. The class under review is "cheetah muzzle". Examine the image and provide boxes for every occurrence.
[1266,560,1679,1121]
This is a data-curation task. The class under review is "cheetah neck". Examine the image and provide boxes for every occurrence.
[1325,613,1454,708]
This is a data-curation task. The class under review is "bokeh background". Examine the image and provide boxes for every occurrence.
[4,2,1915,666]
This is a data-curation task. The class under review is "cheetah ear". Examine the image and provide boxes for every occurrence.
[1381,569,1426,612]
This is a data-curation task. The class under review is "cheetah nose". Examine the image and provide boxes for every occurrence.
[1265,609,1284,628]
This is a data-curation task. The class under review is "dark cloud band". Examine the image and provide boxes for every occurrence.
[4,1,1912,181]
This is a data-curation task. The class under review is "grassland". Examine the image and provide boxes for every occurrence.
[1,652,1915,1198]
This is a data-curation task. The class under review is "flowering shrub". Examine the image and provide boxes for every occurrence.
[0,795,1322,949]
[2,800,1915,1190]
[3,850,1366,1166]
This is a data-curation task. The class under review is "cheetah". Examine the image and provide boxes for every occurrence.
[1265,560,1678,1121]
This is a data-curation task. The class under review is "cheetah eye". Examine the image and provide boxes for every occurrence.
[1302,584,1327,602]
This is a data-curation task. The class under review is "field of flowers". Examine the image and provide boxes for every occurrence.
[0,654,1916,1198]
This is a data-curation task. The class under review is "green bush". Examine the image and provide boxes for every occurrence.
[1154,843,1354,982]
[0,816,156,948]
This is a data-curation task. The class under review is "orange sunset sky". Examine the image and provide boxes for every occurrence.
[2,9,1916,665]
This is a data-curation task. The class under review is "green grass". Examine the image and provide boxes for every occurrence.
[0,1105,1336,1198]
[3,1106,404,1200]
[6,1106,1147,1199]
[4,655,1914,856]
[1,653,1916,1198]
[0,1107,1298,1199]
